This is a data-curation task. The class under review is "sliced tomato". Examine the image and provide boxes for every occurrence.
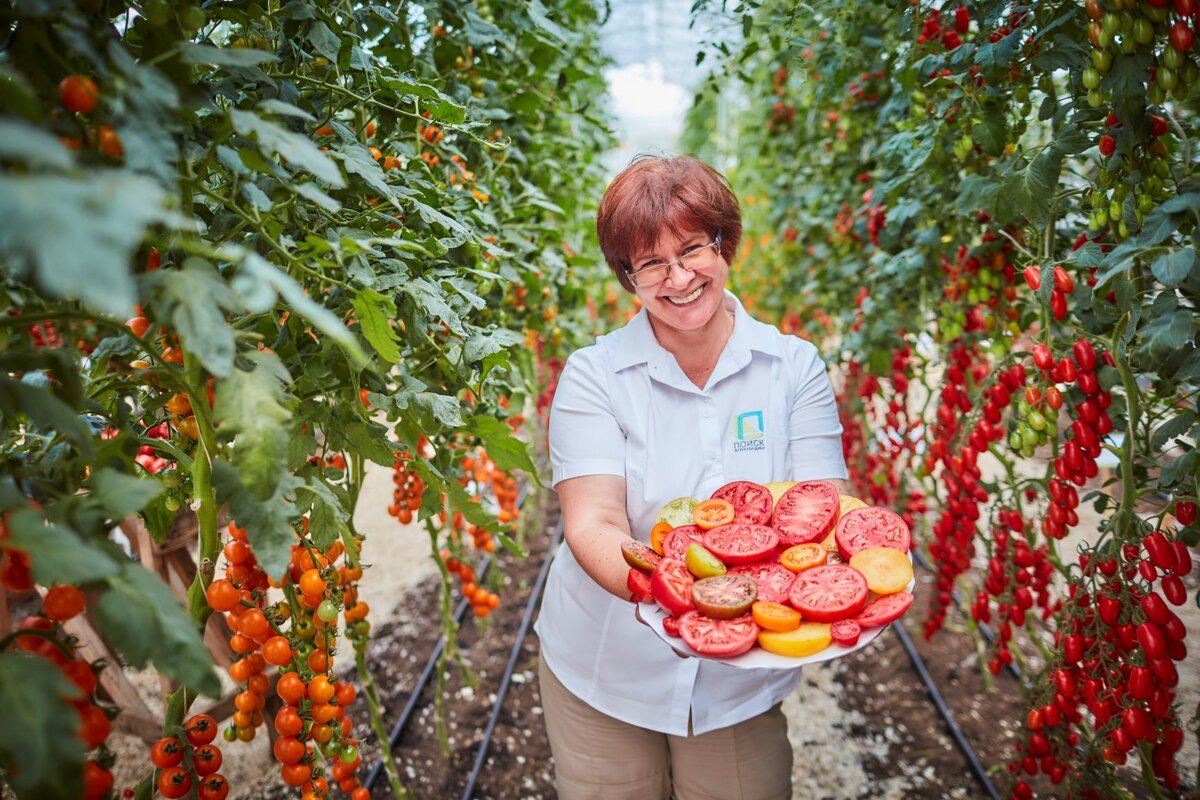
[621,540,662,574]
[728,562,796,604]
[662,615,682,638]
[780,542,827,572]
[711,481,773,525]
[692,498,735,530]
[830,619,861,647]
[787,564,868,623]
[855,591,913,628]
[702,523,779,565]
[627,568,652,603]
[656,497,699,528]
[650,521,673,555]
[752,600,801,632]
[757,621,832,658]
[650,558,695,616]
[691,574,757,619]
[772,481,840,547]
[678,611,759,657]
[835,506,912,560]
[663,524,706,560]
[684,542,727,578]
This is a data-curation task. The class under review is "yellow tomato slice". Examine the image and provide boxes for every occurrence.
[757,622,833,658]
[848,547,914,595]
[650,521,674,555]
[692,498,735,530]
[763,481,797,504]
[751,601,801,632]
[825,495,868,551]
[780,543,827,573]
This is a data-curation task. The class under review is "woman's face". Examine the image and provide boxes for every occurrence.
[630,228,729,335]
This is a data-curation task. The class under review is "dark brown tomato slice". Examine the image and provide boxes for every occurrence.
[662,615,682,638]
[621,540,662,574]
[663,525,706,561]
[702,523,779,565]
[787,564,868,623]
[627,568,652,603]
[728,562,797,604]
[711,481,773,525]
[678,611,760,658]
[855,591,913,628]
[650,558,694,617]
[771,481,840,547]
[691,575,757,619]
[830,619,861,647]
[834,507,912,560]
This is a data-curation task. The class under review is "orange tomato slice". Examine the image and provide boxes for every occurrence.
[780,542,828,573]
[692,498,735,530]
[650,521,674,555]
[752,601,801,632]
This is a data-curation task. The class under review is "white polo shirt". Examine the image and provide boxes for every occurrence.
[536,291,848,736]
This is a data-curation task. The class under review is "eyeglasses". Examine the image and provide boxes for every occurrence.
[627,235,723,288]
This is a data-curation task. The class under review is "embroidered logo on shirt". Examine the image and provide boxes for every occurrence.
[733,411,766,452]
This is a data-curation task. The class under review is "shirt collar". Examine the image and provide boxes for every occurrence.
[608,290,783,374]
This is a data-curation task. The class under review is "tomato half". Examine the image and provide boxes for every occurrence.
[830,619,861,647]
[650,558,695,616]
[729,562,797,604]
[692,498,735,530]
[684,542,727,578]
[835,506,911,560]
[649,521,673,555]
[757,622,832,658]
[752,600,801,632]
[772,481,840,547]
[627,568,652,603]
[780,542,827,572]
[702,523,779,565]
[678,611,760,657]
[787,564,868,623]
[663,524,706,560]
[662,615,682,638]
[855,591,913,628]
[621,539,662,574]
[691,574,757,619]
[711,480,774,525]
[656,497,699,528]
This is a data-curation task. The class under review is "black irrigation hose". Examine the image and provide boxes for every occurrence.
[459,518,563,800]
[892,620,1003,800]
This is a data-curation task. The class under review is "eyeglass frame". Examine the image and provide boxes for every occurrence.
[626,233,724,288]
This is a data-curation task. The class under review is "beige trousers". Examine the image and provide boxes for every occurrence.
[537,655,793,800]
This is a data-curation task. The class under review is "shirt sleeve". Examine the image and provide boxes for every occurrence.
[788,341,849,482]
[548,348,627,487]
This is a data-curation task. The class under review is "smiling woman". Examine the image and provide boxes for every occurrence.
[535,153,849,800]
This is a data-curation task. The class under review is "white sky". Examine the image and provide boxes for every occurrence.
[602,60,691,175]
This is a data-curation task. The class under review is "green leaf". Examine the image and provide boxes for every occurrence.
[213,351,292,501]
[296,479,344,551]
[1152,411,1196,453]
[469,415,539,480]
[1151,247,1196,288]
[408,198,472,248]
[182,44,278,67]
[1138,309,1194,363]
[0,119,73,169]
[307,21,341,62]
[212,461,300,580]
[0,172,169,316]
[231,109,345,188]
[89,468,162,520]
[0,376,94,456]
[398,277,464,335]
[335,145,393,197]
[94,564,221,697]
[4,509,120,586]
[293,182,342,213]
[343,421,397,466]
[1160,449,1196,488]
[464,328,524,364]
[146,259,241,377]
[0,653,85,800]
[351,289,400,363]
[257,100,315,121]
[241,181,273,211]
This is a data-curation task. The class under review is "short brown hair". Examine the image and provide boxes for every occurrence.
[596,154,742,292]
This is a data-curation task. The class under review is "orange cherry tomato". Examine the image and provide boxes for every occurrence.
[262,635,293,666]
[276,672,306,705]
[43,584,85,622]
[780,543,828,573]
[692,499,735,530]
[752,601,803,632]
[308,674,335,704]
[58,75,99,114]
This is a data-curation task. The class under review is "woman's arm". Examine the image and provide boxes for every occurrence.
[556,474,636,600]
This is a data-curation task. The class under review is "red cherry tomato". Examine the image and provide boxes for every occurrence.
[157,767,192,799]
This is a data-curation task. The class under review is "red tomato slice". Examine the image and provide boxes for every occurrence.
[690,574,757,619]
[702,523,779,565]
[662,615,682,638]
[627,568,652,603]
[830,619,861,647]
[835,507,912,560]
[728,562,797,604]
[678,611,760,657]
[650,558,695,617]
[663,525,706,560]
[711,481,774,525]
[787,564,868,623]
[855,591,913,628]
[772,481,840,547]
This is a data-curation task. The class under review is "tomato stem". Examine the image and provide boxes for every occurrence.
[353,645,410,799]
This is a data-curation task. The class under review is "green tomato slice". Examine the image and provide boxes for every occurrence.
[684,542,727,579]
[656,497,699,528]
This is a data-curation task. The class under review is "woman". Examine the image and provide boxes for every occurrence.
[535,154,848,800]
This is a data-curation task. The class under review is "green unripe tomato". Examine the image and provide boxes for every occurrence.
[317,598,340,623]
[293,618,316,640]
[1087,89,1105,108]
[352,619,371,638]
[340,744,359,764]
[1095,207,1110,227]
[1145,5,1168,22]
[1117,219,1130,239]
[179,5,206,32]
[164,495,181,512]
[1158,66,1178,90]
[1091,49,1113,72]
[1008,431,1023,451]
[1109,200,1123,221]
[142,0,171,26]
[1117,12,1133,32]
[223,726,238,743]
[1028,410,1047,432]
[1162,47,1184,70]
[1148,83,1167,104]
[1132,18,1154,45]
[1118,35,1138,55]
[1082,68,1102,89]
[1101,14,1121,37]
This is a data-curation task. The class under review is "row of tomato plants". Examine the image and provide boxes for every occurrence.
[686,0,1197,797]
[0,1,611,798]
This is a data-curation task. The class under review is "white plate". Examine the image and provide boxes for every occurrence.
[635,552,916,670]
